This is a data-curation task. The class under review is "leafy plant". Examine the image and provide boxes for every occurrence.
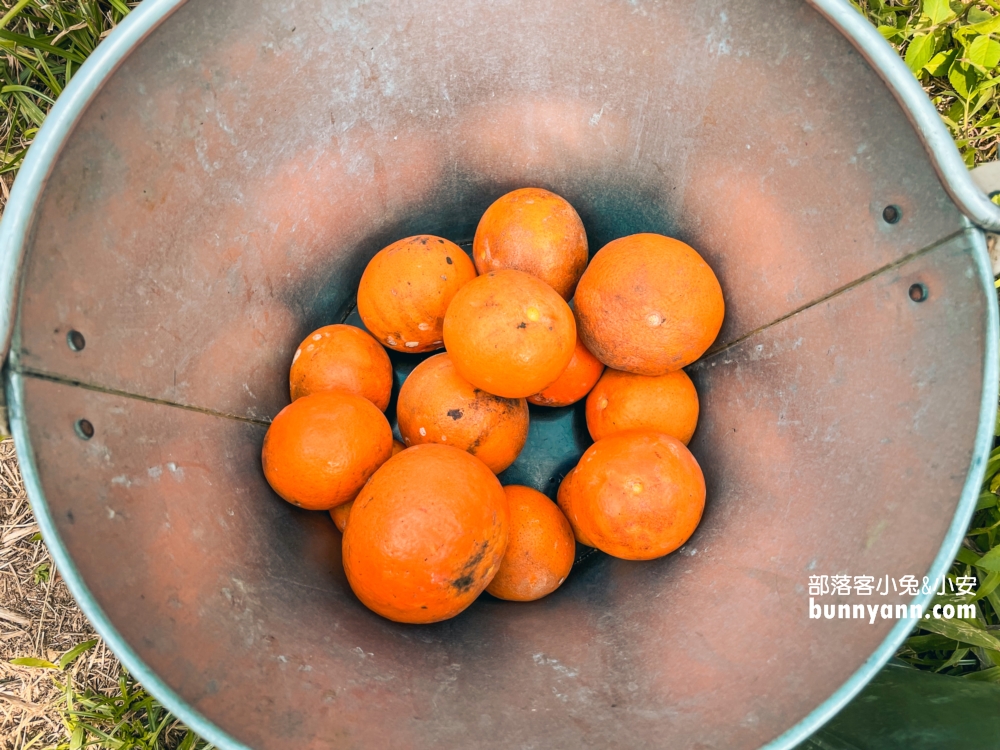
[852,0,1000,166]
[32,560,49,584]
[10,640,213,750]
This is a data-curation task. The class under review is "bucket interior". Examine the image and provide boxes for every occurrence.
[8,0,992,747]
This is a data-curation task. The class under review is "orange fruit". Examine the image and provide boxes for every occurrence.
[343,444,509,624]
[586,368,699,444]
[486,485,575,601]
[568,430,705,560]
[289,324,393,410]
[528,335,604,407]
[262,391,393,511]
[330,497,352,533]
[397,353,529,473]
[358,235,477,353]
[556,468,595,547]
[473,187,588,300]
[443,269,576,398]
[574,234,724,375]
[330,439,405,532]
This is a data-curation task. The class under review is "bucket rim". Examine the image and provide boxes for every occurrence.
[1,1,998,748]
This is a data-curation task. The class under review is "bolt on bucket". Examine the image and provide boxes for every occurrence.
[0,0,997,748]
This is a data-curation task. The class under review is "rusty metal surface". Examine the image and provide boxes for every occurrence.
[11,227,988,750]
[15,0,967,425]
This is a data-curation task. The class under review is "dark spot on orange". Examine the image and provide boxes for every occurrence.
[452,541,490,592]
[446,256,453,264]
[447,409,463,420]
[517,322,527,329]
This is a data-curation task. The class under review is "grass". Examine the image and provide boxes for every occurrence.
[0,0,136,203]
[0,0,998,745]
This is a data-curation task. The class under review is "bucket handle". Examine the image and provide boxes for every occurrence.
[809,0,1000,234]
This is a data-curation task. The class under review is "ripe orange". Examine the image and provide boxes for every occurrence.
[396,353,529,473]
[586,368,699,444]
[330,439,405,532]
[289,324,393,410]
[473,187,588,300]
[261,391,393,511]
[329,496,353,533]
[443,269,576,398]
[574,234,724,375]
[528,335,604,407]
[556,468,595,547]
[343,444,509,624]
[486,485,575,601]
[358,235,477,353]
[568,430,705,560]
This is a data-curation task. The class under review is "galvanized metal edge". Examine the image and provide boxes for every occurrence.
[5,369,252,750]
[807,0,1000,233]
[0,0,189,371]
[0,0,250,747]
[762,223,1000,750]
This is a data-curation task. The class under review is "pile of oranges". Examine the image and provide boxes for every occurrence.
[261,187,725,624]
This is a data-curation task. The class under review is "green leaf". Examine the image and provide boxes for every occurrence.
[920,616,1000,650]
[964,665,1000,682]
[0,84,54,105]
[923,0,955,25]
[969,8,995,25]
[0,30,86,63]
[970,15,1000,37]
[968,36,1000,70]
[956,546,982,566]
[58,638,98,671]
[904,633,960,653]
[878,25,902,41]
[906,34,937,73]
[977,491,998,511]
[977,545,1000,572]
[950,60,980,99]
[69,724,84,750]
[10,657,59,669]
[974,570,1000,602]
[935,646,969,671]
[926,48,958,76]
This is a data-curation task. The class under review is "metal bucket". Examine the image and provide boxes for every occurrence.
[1,0,997,747]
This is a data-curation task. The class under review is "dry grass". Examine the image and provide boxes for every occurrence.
[0,439,123,749]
